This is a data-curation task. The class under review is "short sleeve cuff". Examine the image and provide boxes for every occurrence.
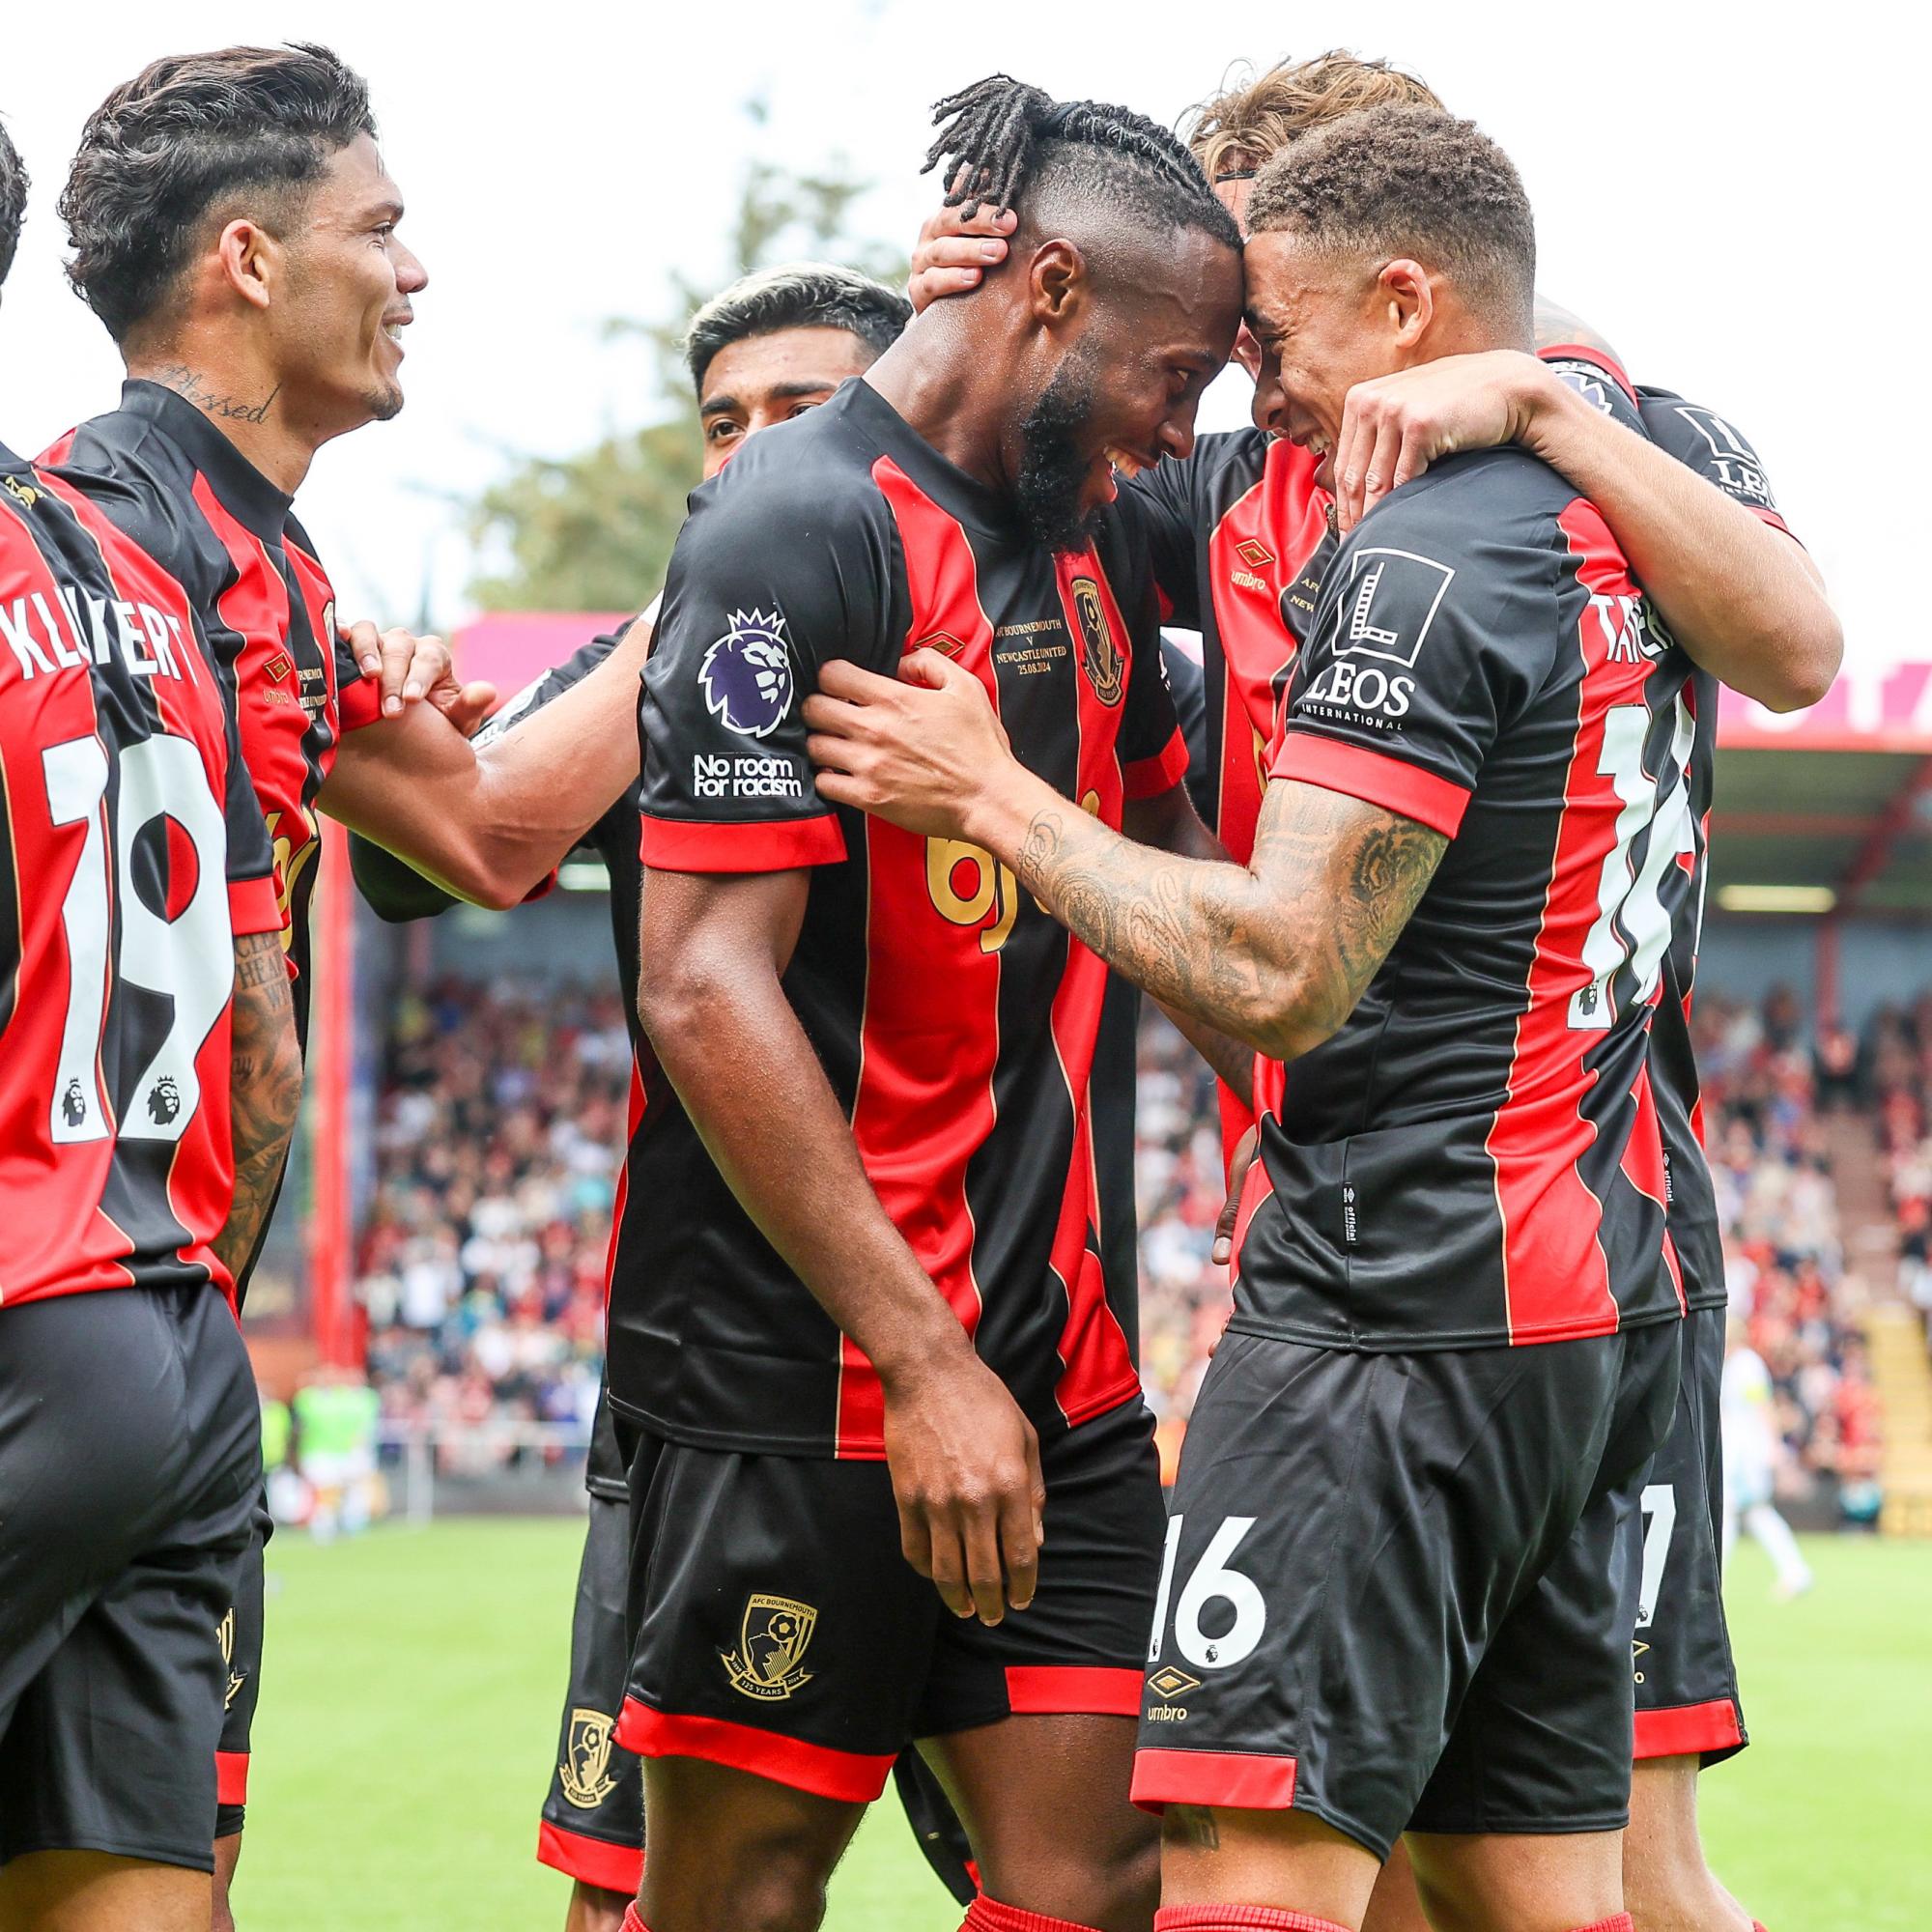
[228,873,285,938]
[337,670,383,734]
[1270,732,1471,838]
[639,812,846,873]
[1122,724,1190,801]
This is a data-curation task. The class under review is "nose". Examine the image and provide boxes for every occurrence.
[1155,411,1196,465]
[1250,369,1287,437]
[395,242,428,295]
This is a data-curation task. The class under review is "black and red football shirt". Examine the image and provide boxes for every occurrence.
[1235,444,1690,1350]
[45,382,380,1048]
[0,442,279,1310]
[623,378,1187,1458]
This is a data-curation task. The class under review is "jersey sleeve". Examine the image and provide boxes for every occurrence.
[217,658,282,936]
[351,619,640,922]
[638,470,895,873]
[332,626,383,733]
[1269,480,1548,840]
[1636,386,1795,537]
[1118,460,1202,629]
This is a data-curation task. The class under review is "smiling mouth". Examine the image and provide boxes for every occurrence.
[1104,445,1157,479]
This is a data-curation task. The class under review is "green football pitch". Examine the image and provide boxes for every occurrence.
[242,1518,1931,1929]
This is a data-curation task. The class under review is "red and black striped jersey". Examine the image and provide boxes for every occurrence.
[1632,379,1799,1314]
[44,382,380,1049]
[0,441,279,1311]
[1234,445,1689,1350]
[621,378,1186,1458]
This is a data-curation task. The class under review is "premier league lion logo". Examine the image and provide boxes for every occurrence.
[699,608,794,740]
[147,1075,182,1125]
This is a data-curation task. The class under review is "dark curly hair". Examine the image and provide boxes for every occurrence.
[923,73,1239,253]
[0,116,26,291]
[61,43,376,344]
[1246,104,1535,330]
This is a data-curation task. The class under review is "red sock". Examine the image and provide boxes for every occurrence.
[1569,1918,1634,1932]
[962,1898,1104,1932]
[1153,1909,1350,1931]
[621,1910,651,1932]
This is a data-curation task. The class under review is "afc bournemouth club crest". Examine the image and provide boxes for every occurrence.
[722,1593,818,1701]
[217,1606,245,1710]
[1070,576,1123,706]
[700,608,795,739]
[558,1706,619,1809]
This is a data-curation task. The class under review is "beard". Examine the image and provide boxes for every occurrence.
[1014,346,1103,555]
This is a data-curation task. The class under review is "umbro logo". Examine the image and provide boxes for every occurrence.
[1148,1665,1201,1700]
[1235,537,1274,569]
[264,652,293,683]
[917,632,968,659]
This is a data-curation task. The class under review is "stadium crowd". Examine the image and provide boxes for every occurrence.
[354,978,624,1473]
[349,976,1895,1513]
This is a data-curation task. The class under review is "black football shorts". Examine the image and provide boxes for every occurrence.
[1631,1302,1747,1765]
[0,1285,259,1871]
[538,1492,646,1893]
[616,1395,1163,1801]
[1131,1321,1681,1858]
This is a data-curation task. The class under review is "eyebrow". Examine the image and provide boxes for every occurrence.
[362,197,404,225]
[699,379,839,415]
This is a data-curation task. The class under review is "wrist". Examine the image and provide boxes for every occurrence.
[874,1315,976,1393]
[960,764,1055,860]
[1516,360,1590,462]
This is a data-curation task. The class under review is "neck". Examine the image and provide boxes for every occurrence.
[127,335,321,496]
[862,307,1021,493]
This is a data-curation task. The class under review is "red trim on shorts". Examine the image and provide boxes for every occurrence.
[1268,733,1470,838]
[536,1818,643,1893]
[1633,1697,1744,1761]
[1123,724,1191,800]
[214,1751,249,1805]
[1130,1746,1297,1813]
[639,812,845,873]
[615,1697,895,1804]
[1003,1664,1144,1717]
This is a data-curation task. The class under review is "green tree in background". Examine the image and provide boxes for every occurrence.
[467,111,908,612]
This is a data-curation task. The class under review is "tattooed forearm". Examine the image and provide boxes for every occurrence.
[1009,781,1445,1062]
[155,364,282,425]
[217,928,303,1278]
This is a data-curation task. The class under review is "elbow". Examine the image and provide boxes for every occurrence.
[637,949,720,1054]
[429,837,532,912]
[1770,614,1844,714]
[1229,958,1347,1065]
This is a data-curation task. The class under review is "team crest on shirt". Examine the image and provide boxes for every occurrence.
[558,1706,619,1808]
[700,608,795,739]
[2,474,40,510]
[1069,576,1123,706]
[722,1593,818,1701]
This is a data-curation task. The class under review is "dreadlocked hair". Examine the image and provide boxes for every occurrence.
[923,73,1237,247]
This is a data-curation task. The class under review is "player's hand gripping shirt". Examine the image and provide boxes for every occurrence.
[0,444,279,1309]
[1236,445,1690,1350]
[46,383,380,1050]
[624,378,1187,1458]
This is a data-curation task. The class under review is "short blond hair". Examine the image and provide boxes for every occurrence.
[1183,51,1443,180]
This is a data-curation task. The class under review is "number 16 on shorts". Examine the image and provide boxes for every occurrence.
[1150,1514,1267,1673]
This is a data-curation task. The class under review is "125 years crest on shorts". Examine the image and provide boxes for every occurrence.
[722,1593,818,1701]
[559,1706,619,1808]
[1070,575,1123,706]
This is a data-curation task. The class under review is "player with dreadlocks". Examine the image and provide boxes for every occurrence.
[606,74,1241,1932]
[903,52,1836,1932]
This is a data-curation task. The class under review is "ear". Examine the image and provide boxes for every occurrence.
[1024,237,1089,331]
[1376,258,1434,350]
[214,218,279,315]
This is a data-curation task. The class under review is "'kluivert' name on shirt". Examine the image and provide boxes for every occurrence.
[0,584,198,685]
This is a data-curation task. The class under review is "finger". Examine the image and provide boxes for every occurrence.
[896,647,955,690]
[814,658,904,702]
[1211,1126,1259,1265]
[961,1505,1008,1626]
[439,680,497,735]
[803,731,867,777]
[800,691,877,735]
[897,1497,935,1579]
[997,1482,1038,1614]
[1333,392,1376,533]
[346,618,384,678]
[1026,1425,1046,1549]
[1360,417,1404,520]
[811,769,867,810]
[927,1515,976,1620]
[1389,416,1435,494]
[911,267,983,303]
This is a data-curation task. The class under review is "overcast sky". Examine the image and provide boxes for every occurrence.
[0,0,1915,672]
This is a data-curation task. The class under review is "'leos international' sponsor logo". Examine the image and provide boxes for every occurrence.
[700,607,794,739]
